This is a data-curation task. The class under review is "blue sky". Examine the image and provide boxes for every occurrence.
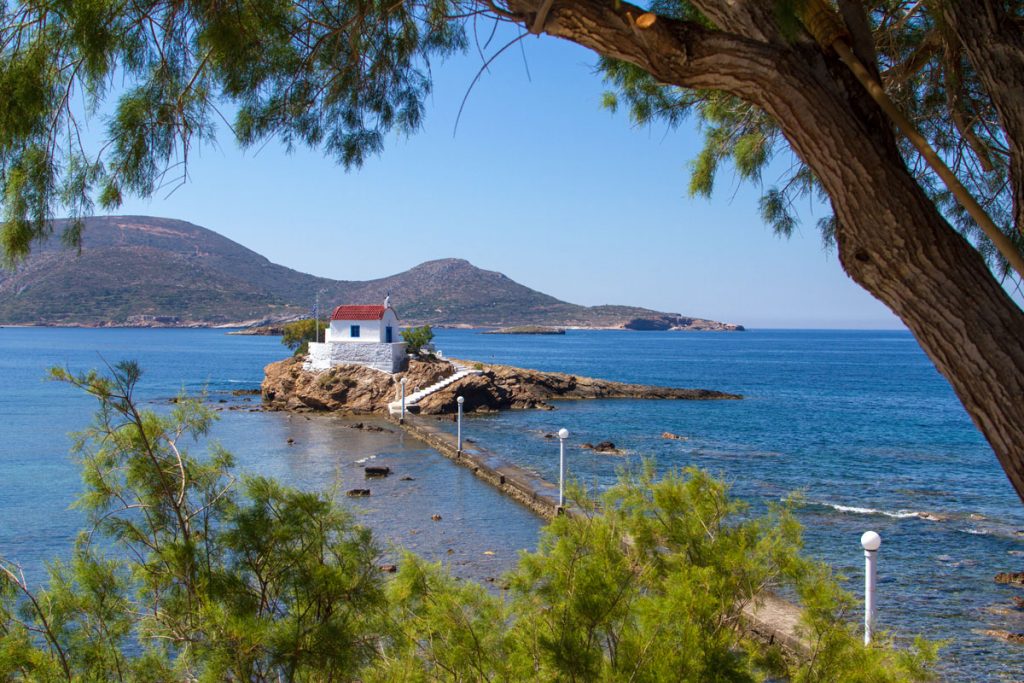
[113,29,902,329]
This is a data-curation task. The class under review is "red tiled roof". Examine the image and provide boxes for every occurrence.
[331,305,387,321]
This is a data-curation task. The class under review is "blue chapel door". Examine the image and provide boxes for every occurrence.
[385,326,393,343]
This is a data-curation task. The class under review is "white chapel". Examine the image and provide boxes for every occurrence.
[305,295,407,373]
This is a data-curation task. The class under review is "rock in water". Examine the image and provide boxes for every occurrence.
[581,441,624,455]
[350,422,389,432]
[364,466,391,478]
[662,431,687,440]
[995,572,1024,585]
[978,629,1024,645]
[346,489,371,497]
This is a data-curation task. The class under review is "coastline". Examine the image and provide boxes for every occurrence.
[260,355,742,416]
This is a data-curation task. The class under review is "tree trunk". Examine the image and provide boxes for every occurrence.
[512,0,1024,501]
[759,59,1024,502]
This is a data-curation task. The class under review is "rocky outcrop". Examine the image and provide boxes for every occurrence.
[261,356,454,413]
[262,357,741,415]
[414,361,740,414]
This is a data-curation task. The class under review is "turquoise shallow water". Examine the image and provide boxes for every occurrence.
[0,328,541,589]
[2,326,1023,679]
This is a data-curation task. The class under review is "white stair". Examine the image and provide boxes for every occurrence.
[389,364,482,416]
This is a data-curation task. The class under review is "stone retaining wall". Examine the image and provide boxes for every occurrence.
[305,341,407,373]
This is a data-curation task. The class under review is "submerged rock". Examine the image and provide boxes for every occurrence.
[364,466,391,478]
[978,629,1024,645]
[915,511,951,522]
[581,441,624,455]
[350,422,390,432]
[995,572,1024,585]
[346,489,371,497]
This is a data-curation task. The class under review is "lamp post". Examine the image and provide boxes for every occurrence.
[861,530,881,645]
[399,378,406,423]
[557,428,569,508]
[456,396,464,452]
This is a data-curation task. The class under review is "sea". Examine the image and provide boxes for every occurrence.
[1,326,1022,680]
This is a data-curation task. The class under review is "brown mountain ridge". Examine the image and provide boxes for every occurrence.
[0,216,743,330]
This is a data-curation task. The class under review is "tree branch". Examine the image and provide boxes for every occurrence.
[502,0,783,104]
[836,0,877,75]
[943,0,1024,236]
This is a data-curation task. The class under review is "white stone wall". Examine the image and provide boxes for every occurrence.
[305,341,408,373]
[326,309,400,343]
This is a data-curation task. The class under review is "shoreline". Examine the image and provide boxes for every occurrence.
[261,356,742,416]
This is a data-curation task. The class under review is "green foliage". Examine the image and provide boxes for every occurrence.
[0,0,467,262]
[0,366,938,681]
[598,2,1021,276]
[282,318,327,356]
[373,464,938,681]
[0,362,387,680]
[401,324,434,354]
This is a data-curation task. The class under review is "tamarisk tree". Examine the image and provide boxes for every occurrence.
[1,1,1024,499]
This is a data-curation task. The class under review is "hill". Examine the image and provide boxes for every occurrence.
[0,216,742,330]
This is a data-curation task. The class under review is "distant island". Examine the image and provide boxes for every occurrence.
[482,326,566,335]
[0,215,744,331]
